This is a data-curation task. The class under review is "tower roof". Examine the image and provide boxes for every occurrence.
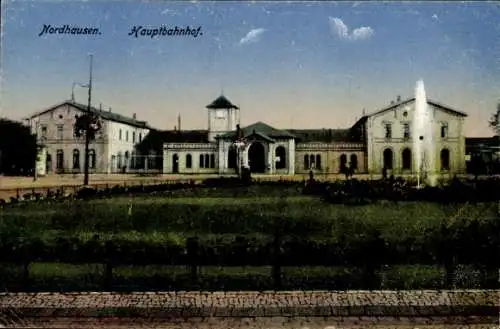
[206,95,239,109]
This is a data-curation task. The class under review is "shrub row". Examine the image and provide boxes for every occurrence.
[3,263,482,292]
[1,224,499,267]
[305,177,500,203]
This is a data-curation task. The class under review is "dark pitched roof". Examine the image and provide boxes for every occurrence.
[27,100,150,129]
[288,129,355,143]
[466,136,500,148]
[352,97,468,128]
[218,121,295,140]
[160,130,209,143]
[206,95,239,109]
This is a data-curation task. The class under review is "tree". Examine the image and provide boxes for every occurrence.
[488,102,500,136]
[73,113,102,185]
[0,118,37,176]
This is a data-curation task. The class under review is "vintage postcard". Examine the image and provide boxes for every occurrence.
[0,1,499,328]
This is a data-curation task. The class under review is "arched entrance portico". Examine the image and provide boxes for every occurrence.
[248,142,266,173]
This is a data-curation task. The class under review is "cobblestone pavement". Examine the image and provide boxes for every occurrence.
[7,316,500,329]
[1,290,498,319]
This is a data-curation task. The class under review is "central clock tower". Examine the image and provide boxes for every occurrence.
[206,95,240,142]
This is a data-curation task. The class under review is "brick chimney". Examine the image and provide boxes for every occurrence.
[177,114,181,131]
[133,113,137,120]
[109,107,112,112]
[99,103,102,111]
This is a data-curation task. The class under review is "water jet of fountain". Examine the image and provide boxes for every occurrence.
[413,80,437,188]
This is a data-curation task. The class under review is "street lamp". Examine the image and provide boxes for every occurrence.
[71,54,94,186]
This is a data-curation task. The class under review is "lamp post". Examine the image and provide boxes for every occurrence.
[71,55,93,186]
[84,54,93,186]
[33,121,39,181]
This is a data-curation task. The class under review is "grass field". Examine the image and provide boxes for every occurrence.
[1,185,498,291]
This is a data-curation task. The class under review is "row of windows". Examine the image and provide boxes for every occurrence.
[304,153,359,172]
[183,154,216,169]
[53,149,97,170]
[384,123,449,139]
[40,124,143,143]
[304,154,322,170]
[118,129,142,143]
[382,148,451,170]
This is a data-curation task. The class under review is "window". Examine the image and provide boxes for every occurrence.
[210,154,215,168]
[403,123,410,139]
[73,149,80,169]
[117,152,122,168]
[315,154,321,170]
[309,154,315,169]
[402,148,412,170]
[204,154,210,168]
[339,154,347,173]
[441,123,448,138]
[139,133,142,142]
[56,149,64,169]
[441,149,450,170]
[126,131,129,142]
[56,125,64,139]
[199,154,204,168]
[186,154,192,169]
[350,154,358,170]
[384,123,392,139]
[275,146,286,169]
[383,148,393,169]
[133,132,136,143]
[124,151,130,168]
[119,129,122,140]
[40,125,47,137]
[89,149,96,169]
[304,154,309,170]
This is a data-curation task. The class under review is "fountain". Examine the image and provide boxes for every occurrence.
[413,79,437,188]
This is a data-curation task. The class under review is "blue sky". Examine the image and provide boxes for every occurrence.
[1,1,499,136]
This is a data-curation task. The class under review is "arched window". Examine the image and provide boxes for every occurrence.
[124,151,130,168]
[309,154,315,169]
[199,154,204,168]
[130,151,136,169]
[402,148,412,170]
[186,154,192,169]
[72,149,80,169]
[315,154,322,170]
[276,146,286,169]
[304,154,309,169]
[350,154,358,170]
[339,154,347,173]
[383,148,393,170]
[117,152,122,169]
[56,149,64,169]
[210,154,215,168]
[204,154,210,168]
[441,149,450,170]
[89,149,96,169]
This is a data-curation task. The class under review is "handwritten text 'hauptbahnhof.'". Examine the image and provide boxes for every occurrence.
[38,25,203,39]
